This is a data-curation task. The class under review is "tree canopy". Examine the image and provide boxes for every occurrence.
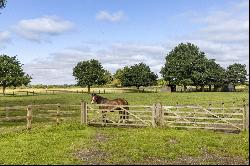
[226,63,248,87]
[160,42,244,92]
[72,59,108,93]
[121,63,158,89]
[160,42,209,91]
[0,54,32,94]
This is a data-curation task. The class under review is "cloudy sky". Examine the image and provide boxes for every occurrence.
[0,0,249,85]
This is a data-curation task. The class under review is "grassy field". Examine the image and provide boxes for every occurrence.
[0,91,248,107]
[0,91,249,164]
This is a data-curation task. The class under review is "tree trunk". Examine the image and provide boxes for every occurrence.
[201,85,205,92]
[88,85,90,94]
[209,85,211,92]
[137,86,140,93]
[3,86,6,95]
[233,85,236,92]
[196,86,198,91]
[184,85,187,92]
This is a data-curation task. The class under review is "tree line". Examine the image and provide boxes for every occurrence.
[0,42,248,94]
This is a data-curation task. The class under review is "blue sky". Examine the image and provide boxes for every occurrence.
[0,0,249,84]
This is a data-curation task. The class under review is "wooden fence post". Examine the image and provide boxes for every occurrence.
[246,106,249,131]
[159,103,164,126]
[56,104,60,125]
[5,106,9,120]
[27,105,32,130]
[152,104,156,127]
[81,101,87,124]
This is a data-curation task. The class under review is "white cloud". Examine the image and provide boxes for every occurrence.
[23,43,166,85]
[96,10,126,22]
[23,0,249,84]
[14,16,75,42]
[179,0,249,72]
[0,31,11,48]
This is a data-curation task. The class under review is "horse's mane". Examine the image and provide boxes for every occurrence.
[95,95,107,100]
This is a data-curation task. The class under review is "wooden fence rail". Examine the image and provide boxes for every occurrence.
[82,101,248,132]
[1,102,248,132]
[0,104,78,129]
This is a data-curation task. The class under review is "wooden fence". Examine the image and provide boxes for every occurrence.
[1,102,248,132]
[81,102,249,132]
[0,104,79,129]
[0,87,159,96]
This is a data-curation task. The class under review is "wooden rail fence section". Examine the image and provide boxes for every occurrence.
[81,101,249,131]
[0,104,78,129]
[1,102,248,132]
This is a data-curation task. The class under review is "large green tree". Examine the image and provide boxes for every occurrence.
[0,55,32,94]
[226,63,248,90]
[72,59,108,93]
[121,63,158,89]
[160,42,208,92]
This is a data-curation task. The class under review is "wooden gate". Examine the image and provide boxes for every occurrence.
[162,105,246,131]
[80,101,248,131]
[81,102,153,127]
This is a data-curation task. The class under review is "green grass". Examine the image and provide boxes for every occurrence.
[97,127,249,164]
[0,91,248,107]
[0,122,95,165]
[0,91,249,164]
[0,123,248,165]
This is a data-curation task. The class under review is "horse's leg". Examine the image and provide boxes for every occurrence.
[102,110,107,123]
[124,107,129,121]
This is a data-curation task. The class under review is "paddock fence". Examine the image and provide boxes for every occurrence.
[82,102,249,132]
[0,101,248,132]
[0,104,80,129]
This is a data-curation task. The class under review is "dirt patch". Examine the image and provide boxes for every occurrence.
[138,153,249,165]
[95,133,109,142]
[74,148,109,165]
[74,132,110,165]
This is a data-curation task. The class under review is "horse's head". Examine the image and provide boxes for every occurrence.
[91,93,98,104]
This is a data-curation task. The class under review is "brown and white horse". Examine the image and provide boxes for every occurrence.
[91,93,129,123]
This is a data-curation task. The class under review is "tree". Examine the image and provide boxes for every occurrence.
[226,63,248,90]
[157,78,168,86]
[112,68,126,87]
[204,59,226,91]
[103,70,113,85]
[0,55,32,94]
[72,59,108,93]
[121,63,158,89]
[160,42,208,92]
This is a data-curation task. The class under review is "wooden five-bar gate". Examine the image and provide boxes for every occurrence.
[81,102,249,132]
